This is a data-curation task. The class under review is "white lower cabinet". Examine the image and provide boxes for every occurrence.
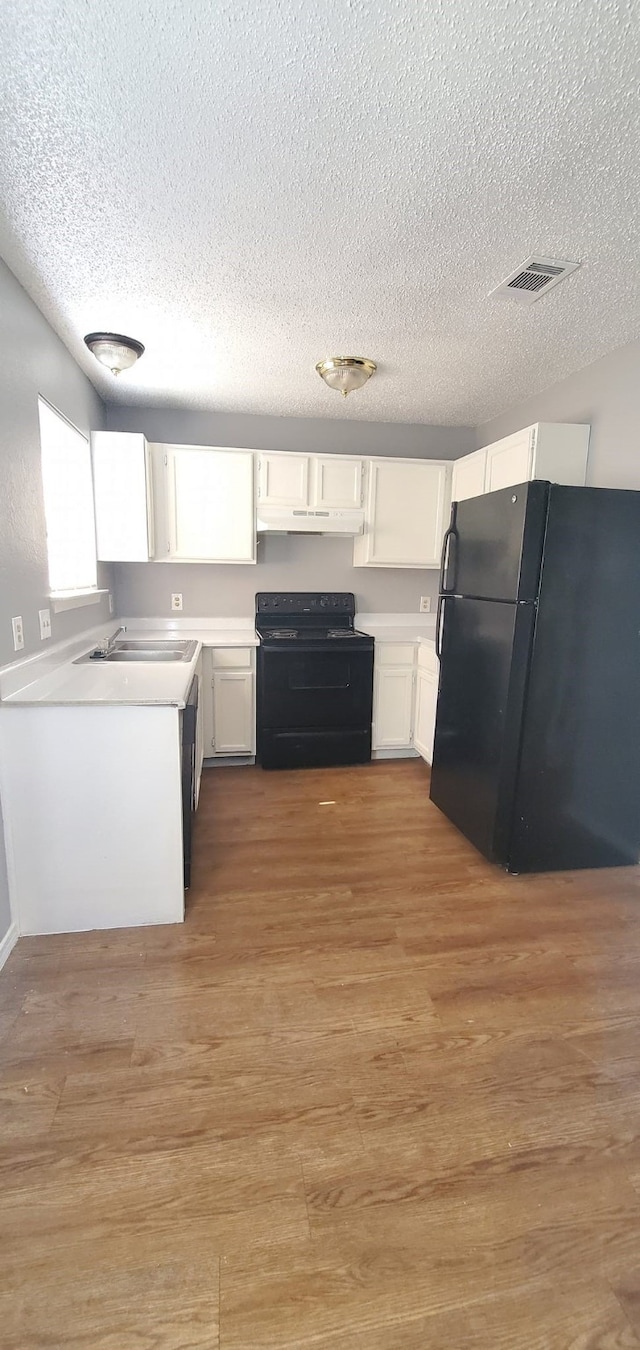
[372,640,438,762]
[413,659,438,764]
[203,648,255,757]
[373,664,415,749]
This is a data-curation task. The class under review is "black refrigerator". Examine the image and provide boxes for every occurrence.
[429,481,640,873]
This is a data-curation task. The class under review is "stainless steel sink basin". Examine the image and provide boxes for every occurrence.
[74,639,198,665]
[102,649,187,662]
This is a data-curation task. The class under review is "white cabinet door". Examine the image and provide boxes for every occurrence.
[257,452,309,507]
[166,446,255,562]
[485,429,533,494]
[373,666,415,749]
[451,448,487,503]
[92,431,154,561]
[413,667,438,764]
[356,459,450,567]
[311,456,363,509]
[212,670,254,754]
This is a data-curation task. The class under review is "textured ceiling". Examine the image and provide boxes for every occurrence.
[0,0,639,425]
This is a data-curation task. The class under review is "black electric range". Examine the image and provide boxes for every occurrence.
[255,593,374,769]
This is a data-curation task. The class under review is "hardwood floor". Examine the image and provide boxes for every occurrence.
[2,758,640,1348]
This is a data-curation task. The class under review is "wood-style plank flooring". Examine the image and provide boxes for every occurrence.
[2,759,640,1348]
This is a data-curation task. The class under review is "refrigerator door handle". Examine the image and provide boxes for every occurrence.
[435,594,446,660]
[439,503,458,595]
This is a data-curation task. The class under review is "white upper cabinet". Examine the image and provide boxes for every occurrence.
[162,445,255,563]
[354,458,451,568]
[484,428,533,493]
[484,422,590,495]
[452,423,590,503]
[451,446,487,503]
[92,431,154,561]
[258,450,364,510]
[312,456,363,509]
[257,453,309,507]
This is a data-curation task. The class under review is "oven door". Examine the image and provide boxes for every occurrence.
[257,643,374,768]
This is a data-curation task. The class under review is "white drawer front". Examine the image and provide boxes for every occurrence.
[375,642,417,667]
[210,646,253,668]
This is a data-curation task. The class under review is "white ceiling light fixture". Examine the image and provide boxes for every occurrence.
[316,356,377,398]
[84,331,145,375]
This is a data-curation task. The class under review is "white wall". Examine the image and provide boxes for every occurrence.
[477,339,640,490]
[107,405,474,618]
[0,257,111,950]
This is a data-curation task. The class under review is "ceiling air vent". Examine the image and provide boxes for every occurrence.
[490,256,581,305]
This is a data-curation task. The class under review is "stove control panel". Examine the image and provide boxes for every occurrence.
[256,592,355,617]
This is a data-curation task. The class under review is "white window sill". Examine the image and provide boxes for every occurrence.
[50,589,109,614]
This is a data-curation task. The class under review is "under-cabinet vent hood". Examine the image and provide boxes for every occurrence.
[257,507,364,535]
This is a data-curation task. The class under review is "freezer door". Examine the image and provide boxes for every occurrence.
[430,596,535,862]
[509,485,640,872]
[444,481,548,602]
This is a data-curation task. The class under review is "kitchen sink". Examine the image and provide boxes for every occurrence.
[74,639,198,665]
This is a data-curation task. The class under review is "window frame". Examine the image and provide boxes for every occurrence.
[38,396,102,606]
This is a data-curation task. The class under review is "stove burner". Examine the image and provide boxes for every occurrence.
[271,629,298,638]
[327,629,352,638]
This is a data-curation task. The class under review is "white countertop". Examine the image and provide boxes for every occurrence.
[356,613,436,646]
[1,612,437,707]
[1,619,258,708]
[359,625,436,645]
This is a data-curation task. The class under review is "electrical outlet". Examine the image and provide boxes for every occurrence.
[171,593,183,611]
[419,596,431,613]
[38,608,52,641]
[108,592,114,616]
[11,615,24,651]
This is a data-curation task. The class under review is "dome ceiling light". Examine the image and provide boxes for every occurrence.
[84,331,145,376]
[315,356,376,398]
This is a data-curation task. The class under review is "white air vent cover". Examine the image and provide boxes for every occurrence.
[490,256,581,305]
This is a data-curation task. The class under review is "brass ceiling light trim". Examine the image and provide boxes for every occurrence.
[315,356,377,398]
[84,331,145,375]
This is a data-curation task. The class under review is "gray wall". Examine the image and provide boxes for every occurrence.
[0,258,111,948]
[108,405,473,618]
[477,339,640,491]
[106,404,474,460]
[0,258,112,666]
[115,537,440,620]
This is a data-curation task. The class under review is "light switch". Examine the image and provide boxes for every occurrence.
[39,608,52,640]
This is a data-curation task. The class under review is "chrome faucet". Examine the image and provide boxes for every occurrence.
[97,625,126,657]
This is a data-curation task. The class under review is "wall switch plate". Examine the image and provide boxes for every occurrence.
[38,608,52,641]
[419,596,431,613]
[108,592,114,616]
[171,593,183,611]
[12,616,24,651]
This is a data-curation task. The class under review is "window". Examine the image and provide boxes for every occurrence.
[38,398,97,594]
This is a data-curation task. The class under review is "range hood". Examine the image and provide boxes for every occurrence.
[257,507,364,535]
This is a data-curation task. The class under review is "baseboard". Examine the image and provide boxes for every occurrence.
[0,922,18,973]
[372,748,420,760]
